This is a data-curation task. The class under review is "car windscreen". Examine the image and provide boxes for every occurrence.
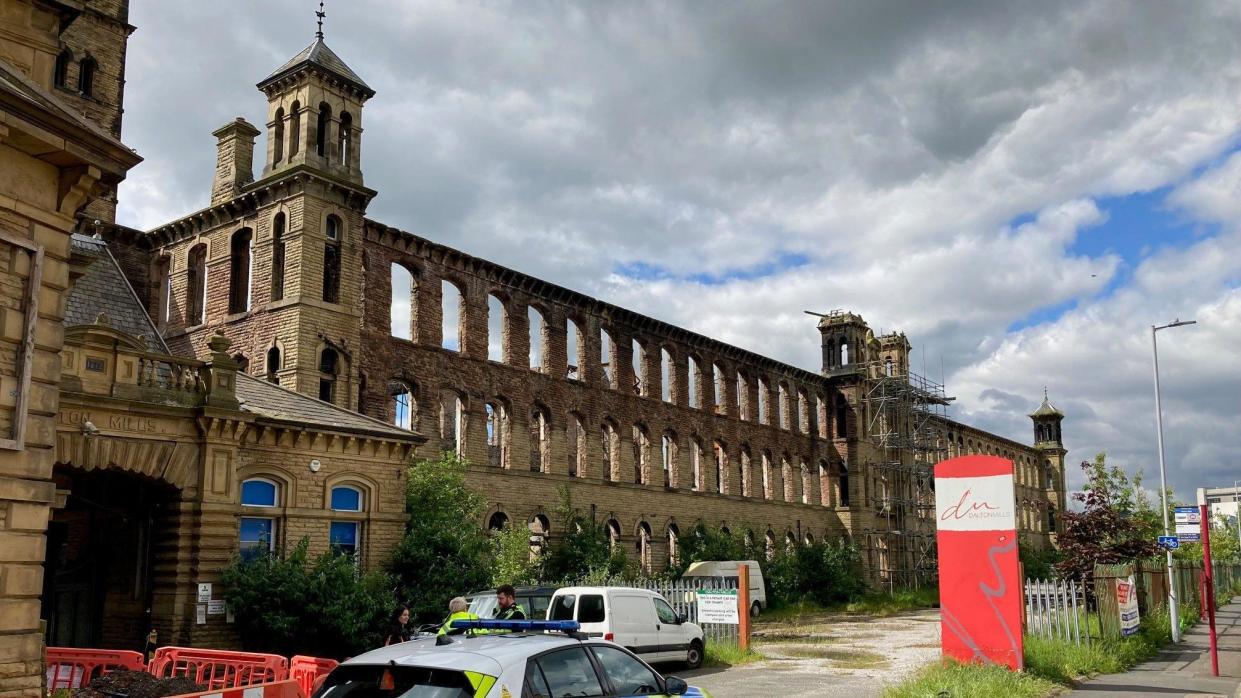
[468,595,499,619]
[313,664,477,698]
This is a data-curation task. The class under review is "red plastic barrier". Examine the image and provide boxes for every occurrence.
[46,647,146,689]
[164,678,305,698]
[148,647,288,690]
[288,656,337,698]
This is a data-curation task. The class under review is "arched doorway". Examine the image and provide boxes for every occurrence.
[41,465,182,649]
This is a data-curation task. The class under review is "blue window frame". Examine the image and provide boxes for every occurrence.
[241,479,277,507]
[240,517,274,560]
[330,486,362,512]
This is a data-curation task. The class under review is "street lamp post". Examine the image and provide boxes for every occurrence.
[1152,318,1196,644]
[1235,480,1241,555]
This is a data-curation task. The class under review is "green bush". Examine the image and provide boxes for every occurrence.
[389,454,493,624]
[537,486,631,581]
[221,539,395,658]
[884,661,1058,698]
[490,522,540,588]
[765,539,866,607]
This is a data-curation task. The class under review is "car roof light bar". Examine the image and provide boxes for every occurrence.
[449,619,581,632]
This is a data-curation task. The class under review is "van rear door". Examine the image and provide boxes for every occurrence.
[609,594,660,659]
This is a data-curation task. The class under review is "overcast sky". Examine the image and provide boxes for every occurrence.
[118,1,1241,502]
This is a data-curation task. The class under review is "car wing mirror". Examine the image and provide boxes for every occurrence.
[664,677,689,695]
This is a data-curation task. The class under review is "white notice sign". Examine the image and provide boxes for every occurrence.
[696,588,739,625]
[196,604,207,625]
[1117,575,1140,636]
[197,583,212,603]
[207,600,226,616]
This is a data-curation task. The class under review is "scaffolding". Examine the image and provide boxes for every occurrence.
[861,364,953,590]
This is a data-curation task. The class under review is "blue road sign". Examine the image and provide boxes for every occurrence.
[1158,535,1179,550]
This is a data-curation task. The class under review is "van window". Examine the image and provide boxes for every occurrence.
[522,594,552,620]
[314,664,475,698]
[550,594,576,621]
[653,598,677,624]
[579,594,605,623]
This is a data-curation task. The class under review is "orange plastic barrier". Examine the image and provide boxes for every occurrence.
[288,656,337,698]
[46,647,146,689]
[163,678,305,698]
[148,647,289,690]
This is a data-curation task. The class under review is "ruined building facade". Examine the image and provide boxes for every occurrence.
[101,32,1067,587]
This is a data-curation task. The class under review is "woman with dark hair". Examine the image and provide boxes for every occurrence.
[385,605,412,646]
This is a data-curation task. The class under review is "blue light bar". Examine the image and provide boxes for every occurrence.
[449,619,581,632]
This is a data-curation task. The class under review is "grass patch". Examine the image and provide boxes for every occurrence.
[757,600,827,624]
[884,661,1059,698]
[754,631,836,644]
[841,587,939,616]
[703,643,764,667]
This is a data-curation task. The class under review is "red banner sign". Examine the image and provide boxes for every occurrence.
[935,455,1023,670]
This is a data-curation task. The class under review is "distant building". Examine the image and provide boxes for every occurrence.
[1203,486,1241,526]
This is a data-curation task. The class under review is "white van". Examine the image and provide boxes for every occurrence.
[681,560,766,616]
[547,586,705,669]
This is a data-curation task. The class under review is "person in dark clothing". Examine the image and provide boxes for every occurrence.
[385,605,412,645]
[494,585,526,621]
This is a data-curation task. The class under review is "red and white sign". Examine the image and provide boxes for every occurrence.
[935,455,1023,670]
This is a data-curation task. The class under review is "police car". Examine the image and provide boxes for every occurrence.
[313,620,710,698]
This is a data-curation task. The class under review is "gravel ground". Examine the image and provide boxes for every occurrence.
[681,608,942,697]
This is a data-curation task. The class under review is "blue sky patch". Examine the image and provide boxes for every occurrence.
[617,251,811,285]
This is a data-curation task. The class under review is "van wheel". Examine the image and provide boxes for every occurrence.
[685,640,704,670]
[750,602,761,618]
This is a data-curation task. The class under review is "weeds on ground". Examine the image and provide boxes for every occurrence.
[756,600,826,624]
[703,643,765,667]
[841,587,939,616]
[883,661,1058,698]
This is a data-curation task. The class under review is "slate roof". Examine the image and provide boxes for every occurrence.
[65,234,168,354]
[258,39,373,98]
[1029,393,1065,418]
[234,373,421,441]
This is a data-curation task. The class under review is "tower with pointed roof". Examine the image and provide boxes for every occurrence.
[1030,390,1067,535]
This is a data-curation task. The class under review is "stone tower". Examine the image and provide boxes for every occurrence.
[817,311,871,374]
[1030,391,1068,533]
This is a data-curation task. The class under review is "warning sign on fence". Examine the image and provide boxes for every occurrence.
[696,588,739,625]
[1117,575,1140,637]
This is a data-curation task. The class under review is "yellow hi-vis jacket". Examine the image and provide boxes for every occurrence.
[437,610,480,635]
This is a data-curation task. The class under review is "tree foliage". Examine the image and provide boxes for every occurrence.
[221,539,395,658]
[537,486,631,581]
[1055,453,1161,585]
[490,522,540,587]
[389,453,493,623]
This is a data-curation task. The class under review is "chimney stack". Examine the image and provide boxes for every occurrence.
[211,118,261,206]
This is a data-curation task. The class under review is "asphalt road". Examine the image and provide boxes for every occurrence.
[680,608,941,697]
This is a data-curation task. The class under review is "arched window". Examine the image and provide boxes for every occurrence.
[839,459,850,507]
[712,362,726,413]
[318,348,339,403]
[818,460,831,506]
[289,100,301,156]
[530,404,550,473]
[485,401,509,468]
[631,338,647,396]
[816,395,828,439]
[781,456,795,502]
[322,215,341,303]
[338,112,353,166]
[804,532,815,546]
[273,107,285,164]
[798,389,810,434]
[488,512,510,531]
[764,530,776,561]
[687,356,701,408]
[667,524,680,567]
[761,451,772,500]
[329,485,363,558]
[265,346,281,383]
[54,49,71,88]
[801,459,811,504]
[391,380,415,430]
[661,432,677,488]
[487,294,506,362]
[240,478,280,559]
[566,318,583,380]
[777,382,790,430]
[601,419,619,481]
[637,522,652,573]
[739,446,752,497]
[442,280,463,351]
[440,391,466,454]
[391,264,416,339]
[737,372,750,420]
[835,396,848,438]
[690,438,703,491]
[228,229,253,313]
[529,305,545,372]
[660,348,673,402]
[568,412,586,477]
[606,519,622,550]
[77,55,96,97]
[186,244,207,325]
[632,424,650,484]
[713,441,727,494]
[271,213,286,301]
[600,328,615,388]
[316,102,331,159]
[785,532,797,551]
[757,377,769,424]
